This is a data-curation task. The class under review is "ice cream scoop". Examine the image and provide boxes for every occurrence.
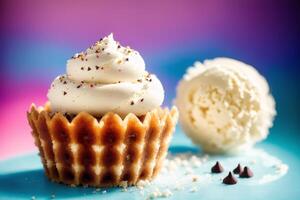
[175,58,276,153]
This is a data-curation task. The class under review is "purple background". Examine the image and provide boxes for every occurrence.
[0,0,299,159]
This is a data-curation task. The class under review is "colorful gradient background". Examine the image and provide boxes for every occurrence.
[0,0,299,159]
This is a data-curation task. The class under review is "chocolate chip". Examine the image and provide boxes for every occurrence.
[95,66,100,70]
[239,167,253,178]
[233,164,243,174]
[211,161,224,173]
[87,67,91,71]
[130,101,134,105]
[63,91,67,95]
[223,172,237,185]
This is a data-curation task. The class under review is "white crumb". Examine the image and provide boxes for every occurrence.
[190,187,198,192]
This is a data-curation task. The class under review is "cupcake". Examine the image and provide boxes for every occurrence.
[27,33,178,187]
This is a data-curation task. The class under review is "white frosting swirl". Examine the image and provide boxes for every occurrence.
[48,34,164,116]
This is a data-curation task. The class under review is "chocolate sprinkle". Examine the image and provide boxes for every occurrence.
[130,101,134,105]
[63,91,67,95]
[140,98,144,102]
[239,167,253,178]
[211,161,224,173]
[77,85,81,88]
[87,67,91,71]
[233,164,243,175]
[95,66,100,70]
[81,67,84,70]
[223,172,237,185]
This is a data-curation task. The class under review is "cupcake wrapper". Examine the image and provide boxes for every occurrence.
[27,103,178,187]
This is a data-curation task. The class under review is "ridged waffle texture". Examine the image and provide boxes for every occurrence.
[27,103,178,187]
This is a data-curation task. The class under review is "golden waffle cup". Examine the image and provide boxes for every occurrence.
[27,102,178,187]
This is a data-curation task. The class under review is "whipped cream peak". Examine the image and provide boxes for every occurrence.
[67,33,145,84]
[48,34,164,116]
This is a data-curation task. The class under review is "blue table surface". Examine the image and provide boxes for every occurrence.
[0,127,299,200]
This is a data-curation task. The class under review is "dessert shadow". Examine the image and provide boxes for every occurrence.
[0,169,119,198]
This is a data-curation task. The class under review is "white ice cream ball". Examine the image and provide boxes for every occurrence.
[175,57,276,153]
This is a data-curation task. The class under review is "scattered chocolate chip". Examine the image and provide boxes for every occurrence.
[63,81,67,84]
[90,84,94,88]
[87,67,91,71]
[85,58,88,61]
[81,67,84,70]
[117,45,121,48]
[223,172,237,185]
[95,66,100,70]
[140,98,144,102]
[125,58,129,61]
[211,161,224,173]
[102,48,105,51]
[239,167,253,178]
[233,164,243,175]
[63,91,67,95]
[130,101,134,105]
[95,49,100,53]
[101,67,104,70]
[77,85,81,88]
